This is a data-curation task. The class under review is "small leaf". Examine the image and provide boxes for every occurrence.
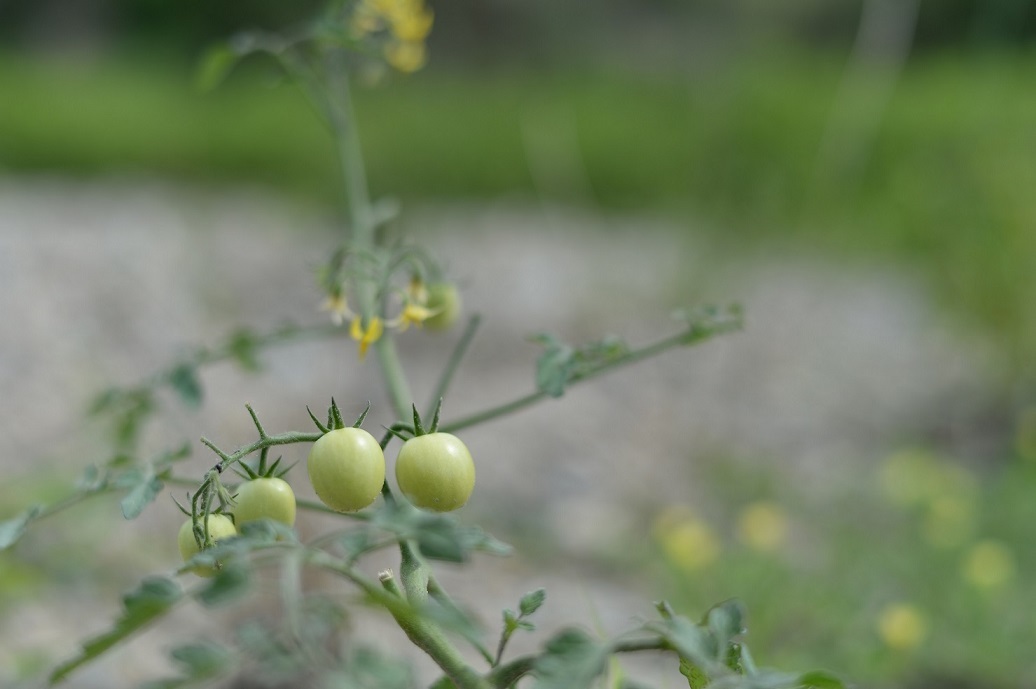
[168,364,203,408]
[195,44,240,92]
[531,628,608,689]
[519,588,547,617]
[532,334,576,398]
[121,473,164,520]
[50,577,182,683]
[195,563,252,608]
[0,505,43,549]
[170,642,233,677]
[227,328,261,372]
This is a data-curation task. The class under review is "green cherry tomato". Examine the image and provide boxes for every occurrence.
[307,427,386,512]
[177,514,237,577]
[233,477,296,528]
[395,432,475,512]
[423,283,461,331]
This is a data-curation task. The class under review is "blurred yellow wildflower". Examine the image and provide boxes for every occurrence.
[921,494,975,548]
[878,448,941,506]
[736,501,790,553]
[877,603,927,651]
[653,506,720,571]
[350,316,384,359]
[962,540,1015,590]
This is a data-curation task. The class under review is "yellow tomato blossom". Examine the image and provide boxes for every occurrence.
[320,292,352,326]
[877,603,927,651]
[390,300,435,331]
[351,0,433,72]
[350,316,384,359]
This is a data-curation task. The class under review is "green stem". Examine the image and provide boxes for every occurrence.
[375,334,415,421]
[441,329,695,434]
[425,314,482,420]
[487,638,672,688]
[377,571,492,689]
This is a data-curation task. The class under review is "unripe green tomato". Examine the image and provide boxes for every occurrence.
[307,427,385,512]
[395,432,475,512]
[233,477,296,528]
[423,283,461,331]
[177,514,237,577]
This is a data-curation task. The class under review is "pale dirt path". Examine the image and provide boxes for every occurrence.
[0,178,1000,687]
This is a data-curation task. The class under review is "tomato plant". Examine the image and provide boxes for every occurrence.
[307,427,385,512]
[177,514,237,577]
[233,477,296,527]
[395,432,475,512]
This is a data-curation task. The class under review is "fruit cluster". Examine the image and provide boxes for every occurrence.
[178,413,475,574]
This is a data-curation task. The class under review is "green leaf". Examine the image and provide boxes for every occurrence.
[520,588,547,616]
[168,364,203,408]
[50,576,182,684]
[195,44,240,92]
[170,642,233,677]
[531,628,608,689]
[194,562,252,608]
[680,657,710,689]
[121,472,164,520]
[705,599,746,650]
[227,328,262,372]
[0,505,43,550]
[532,334,576,398]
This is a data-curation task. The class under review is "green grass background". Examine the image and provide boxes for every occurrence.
[2,50,1035,375]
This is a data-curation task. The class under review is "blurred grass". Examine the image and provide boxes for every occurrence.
[1,50,1035,371]
[651,450,1036,688]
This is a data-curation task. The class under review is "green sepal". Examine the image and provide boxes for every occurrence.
[306,405,329,434]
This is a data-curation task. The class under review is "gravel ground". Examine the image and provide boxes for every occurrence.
[0,177,1005,687]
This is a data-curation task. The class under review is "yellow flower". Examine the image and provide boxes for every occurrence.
[390,301,434,332]
[407,276,429,305]
[877,603,927,651]
[736,501,789,553]
[390,2,433,42]
[320,293,352,325]
[653,506,720,571]
[350,316,384,359]
[962,540,1015,590]
[385,40,427,73]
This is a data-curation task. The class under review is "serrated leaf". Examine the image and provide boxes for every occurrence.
[196,44,240,92]
[195,562,252,608]
[531,628,608,689]
[50,576,182,684]
[533,334,576,398]
[0,505,43,549]
[520,588,547,616]
[121,472,164,520]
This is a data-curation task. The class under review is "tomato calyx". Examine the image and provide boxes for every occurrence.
[306,397,372,435]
